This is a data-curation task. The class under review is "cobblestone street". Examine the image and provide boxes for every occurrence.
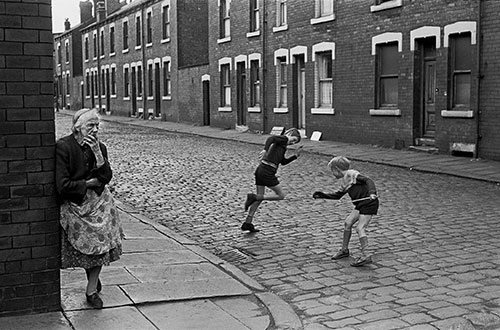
[56,115,500,329]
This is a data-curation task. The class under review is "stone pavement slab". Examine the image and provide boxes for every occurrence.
[1,312,71,330]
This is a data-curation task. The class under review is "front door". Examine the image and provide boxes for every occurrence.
[236,62,246,126]
[423,60,436,137]
[131,67,137,116]
[154,63,161,118]
[202,80,210,126]
[293,56,306,134]
[421,40,436,138]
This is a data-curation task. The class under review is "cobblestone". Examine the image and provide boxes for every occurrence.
[55,115,500,329]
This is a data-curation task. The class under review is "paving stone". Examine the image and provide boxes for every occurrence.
[1,312,71,330]
[61,285,133,311]
[66,306,157,330]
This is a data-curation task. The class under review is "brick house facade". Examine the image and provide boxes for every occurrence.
[0,0,60,316]
[56,0,500,161]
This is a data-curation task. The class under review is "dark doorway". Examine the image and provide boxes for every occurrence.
[236,62,246,126]
[154,63,161,118]
[292,55,306,133]
[202,80,210,126]
[131,67,137,116]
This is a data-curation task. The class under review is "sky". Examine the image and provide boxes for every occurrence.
[52,0,82,33]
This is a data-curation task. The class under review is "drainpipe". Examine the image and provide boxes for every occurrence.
[475,0,483,158]
[141,5,148,120]
[261,0,267,133]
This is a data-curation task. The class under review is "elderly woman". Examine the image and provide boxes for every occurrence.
[56,108,122,308]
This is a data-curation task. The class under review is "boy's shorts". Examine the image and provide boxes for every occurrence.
[356,199,379,215]
[255,163,279,187]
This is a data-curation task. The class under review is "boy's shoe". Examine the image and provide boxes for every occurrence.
[244,193,257,211]
[241,222,260,233]
[332,249,349,260]
[350,255,372,267]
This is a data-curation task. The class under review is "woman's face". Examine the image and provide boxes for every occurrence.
[79,118,100,138]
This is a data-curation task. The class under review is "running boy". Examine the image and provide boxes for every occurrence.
[242,128,302,233]
[313,156,378,266]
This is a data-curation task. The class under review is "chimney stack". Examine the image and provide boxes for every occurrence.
[80,0,94,23]
[96,0,106,22]
[64,18,71,31]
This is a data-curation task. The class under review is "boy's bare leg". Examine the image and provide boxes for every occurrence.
[351,214,373,266]
[333,210,359,259]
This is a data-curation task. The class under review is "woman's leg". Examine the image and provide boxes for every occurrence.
[86,265,102,295]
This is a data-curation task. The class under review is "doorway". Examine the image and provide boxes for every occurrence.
[293,55,306,135]
[236,62,246,126]
[131,67,137,116]
[202,80,210,126]
[417,38,437,141]
[154,63,161,118]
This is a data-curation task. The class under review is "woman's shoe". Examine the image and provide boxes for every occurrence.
[86,292,103,309]
[241,222,260,233]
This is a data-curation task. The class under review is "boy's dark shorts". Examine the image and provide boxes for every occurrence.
[355,199,379,215]
[255,164,279,187]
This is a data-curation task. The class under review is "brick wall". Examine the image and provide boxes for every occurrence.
[0,0,61,316]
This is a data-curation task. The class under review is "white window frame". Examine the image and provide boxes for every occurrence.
[311,0,335,25]
[161,1,171,43]
[370,0,402,12]
[273,0,288,32]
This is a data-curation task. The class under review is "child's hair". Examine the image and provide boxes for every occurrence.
[284,128,301,143]
[328,156,350,171]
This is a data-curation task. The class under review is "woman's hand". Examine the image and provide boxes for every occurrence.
[86,177,102,188]
[83,135,105,167]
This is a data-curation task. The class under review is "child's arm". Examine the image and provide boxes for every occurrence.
[312,190,345,200]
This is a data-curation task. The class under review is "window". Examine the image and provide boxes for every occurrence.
[85,72,90,96]
[93,32,97,59]
[277,57,287,107]
[317,52,333,107]
[100,30,105,56]
[136,15,142,47]
[111,67,116,96]
[57,44,62,64]
[123,20,129,50]
[376,43,399,107]
[450,34,471,108]
[124,67,130,97]
[277,0,287,27]
[220,0,230,38]
[163,60,171,97]
[65,42,69,63]
[250,60,260,106]
[93,71,98,96]
[250,0,259,32]
[318,0,333,17]
[162,5,171,40]
[84,36,89,60]
[220,64,231,106]
[137,65,143,97]
[110,26,115,54]
[148,63,153,97]
[146,12,152,44]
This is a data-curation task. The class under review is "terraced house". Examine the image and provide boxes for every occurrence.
[54,0,500,161]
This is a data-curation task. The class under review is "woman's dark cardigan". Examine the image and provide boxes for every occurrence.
[55,134,112,205]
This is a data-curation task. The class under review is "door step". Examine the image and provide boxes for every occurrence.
[415,137,435,146]
[409,145,439,154]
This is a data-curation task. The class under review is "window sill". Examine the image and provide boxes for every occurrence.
[84,59,89,63]
[310,14,335,25]
[135,45,142,51]
[218,107,232,112]
[248,106,261,113]
[111,95,117,99]
[273,107,289,113]
[123,97,130,101]
[122,49,129,54]
[146,43,153,48]
[273,25,288,33]
[162,96,172,100]
[110,52,116,57]
[147,96,154,101]
[370,0,402,12]
[311,107,335,115]
[246,31,260,38]
[217,37,231,44]
[161,38,171,44]
[369,108,401,116]
[441,110,473,118]
[100,55,105,59]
